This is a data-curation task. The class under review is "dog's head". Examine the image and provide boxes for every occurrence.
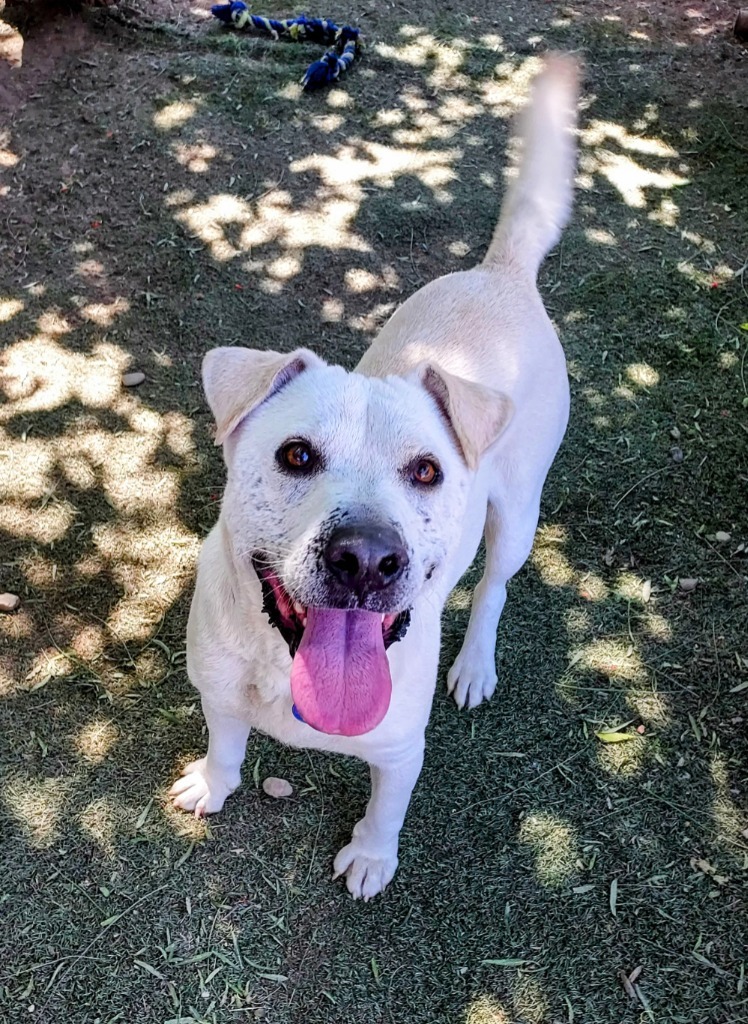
[203,346,512,737]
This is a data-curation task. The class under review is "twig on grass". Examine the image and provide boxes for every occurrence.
[38,885,169,1012]
[613,468,666,510]
[454,748,588,815]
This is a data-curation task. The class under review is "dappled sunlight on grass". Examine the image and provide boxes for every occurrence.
[0,146,20,168]
[0,498,75,544]
[677,259,735,289]
[376,29,481,91]
[531,525,574,587]
[176,187,368,264]
[446,585,472,611]
[576,572,609,603]
[579,117,688,212]
[22,645,103,697]
[477,56,548,117]
[0,310,201,694]
[78,795,120,857]
[159,44,554,320]
[511,975,550,1024]
[625,362,660,388]
[75,718,120,763]
[649,194,680,228]
[464,994,510,1024]
[518,811,579,888]
[1,333,126,414]
[679,228,717,255]
[564,606,591,640]
[583,119,678,159]
[584,145,687,210]
[293,141,460,200]
[709,753,748,858]
[614,570,652,605]
[153,99,201,131]
[533,528,613,602]
[640,609,673,642]
[626,689,671,730]
[3,773,74,848]
[584,226,617,246]
[173,140,219,174]
[0,297,24,320]
[569,637,645,683]
[596,735,647,777]
[77,297,131,327]
[163,798,211,842]
[94,523,198,642]
[543,524,680,751]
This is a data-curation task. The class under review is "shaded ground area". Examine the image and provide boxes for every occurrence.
[0,2,746,1022]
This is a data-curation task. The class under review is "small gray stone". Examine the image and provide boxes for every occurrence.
[670,446,684,463]
[262,776,293,799]
[122,371,146,387]
[0,592,21,613]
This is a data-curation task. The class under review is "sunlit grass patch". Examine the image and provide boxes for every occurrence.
[518,812,579,887]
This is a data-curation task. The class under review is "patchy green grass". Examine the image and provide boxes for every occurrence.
[0,2,746,1023]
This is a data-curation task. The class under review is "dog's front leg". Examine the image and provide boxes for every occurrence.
[333,744,424,901]
[169,700,250,818]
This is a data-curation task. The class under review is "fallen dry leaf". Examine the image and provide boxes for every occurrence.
[619,970,636,999]
[596,730,636,743]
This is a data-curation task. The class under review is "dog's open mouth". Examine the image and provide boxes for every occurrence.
[253,556,410,737]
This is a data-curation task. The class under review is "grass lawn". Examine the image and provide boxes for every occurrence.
[0,1,746,1021]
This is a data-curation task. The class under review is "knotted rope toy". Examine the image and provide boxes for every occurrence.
[211,3,362,91]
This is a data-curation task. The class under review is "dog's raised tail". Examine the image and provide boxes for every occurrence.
[484,54,579,278]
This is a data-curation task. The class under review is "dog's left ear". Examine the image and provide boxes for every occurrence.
[419,364,514,469]
[203,346,326,444]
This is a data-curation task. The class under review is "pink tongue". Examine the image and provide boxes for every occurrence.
[290,607,392,736]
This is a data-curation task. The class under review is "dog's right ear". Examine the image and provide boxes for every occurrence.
[202,346,325,445]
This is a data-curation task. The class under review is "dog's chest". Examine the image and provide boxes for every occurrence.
[243,677,388,759]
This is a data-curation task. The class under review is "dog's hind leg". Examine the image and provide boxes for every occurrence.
[447,485,542,709]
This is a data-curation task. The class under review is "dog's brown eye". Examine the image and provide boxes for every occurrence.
[412,458,441,486]
[278,440,317,473]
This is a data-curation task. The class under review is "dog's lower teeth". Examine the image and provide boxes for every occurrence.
[293,601,305,616]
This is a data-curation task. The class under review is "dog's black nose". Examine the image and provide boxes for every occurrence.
[324,524,409,597]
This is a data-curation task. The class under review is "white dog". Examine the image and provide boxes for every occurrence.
[170,55,579,900]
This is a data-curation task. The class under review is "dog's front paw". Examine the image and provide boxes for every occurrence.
[168,758,236,817]
[332,841,398,901]
[446,652,498,709]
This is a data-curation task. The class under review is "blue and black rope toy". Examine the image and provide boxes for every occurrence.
[211,3,362,91]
